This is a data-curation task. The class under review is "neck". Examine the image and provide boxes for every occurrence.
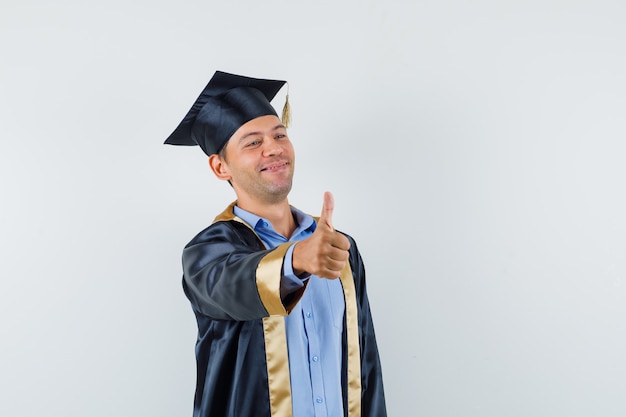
[237,197,296,238]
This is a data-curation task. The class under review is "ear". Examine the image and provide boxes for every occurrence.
[208,154,232,182]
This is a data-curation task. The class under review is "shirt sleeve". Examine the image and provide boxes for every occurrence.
[280,243,310,299]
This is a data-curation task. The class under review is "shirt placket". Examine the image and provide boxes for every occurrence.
[300,294,329,417]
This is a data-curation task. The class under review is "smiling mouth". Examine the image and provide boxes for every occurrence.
[260,161,289,172]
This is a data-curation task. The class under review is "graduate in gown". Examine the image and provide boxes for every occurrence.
[165,70,387,417]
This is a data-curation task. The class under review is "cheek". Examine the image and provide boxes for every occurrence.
[230,156,257,175]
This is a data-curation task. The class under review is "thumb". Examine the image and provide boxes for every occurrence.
[319,191,334,231]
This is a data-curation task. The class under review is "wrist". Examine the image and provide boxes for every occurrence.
[292,242,306,275]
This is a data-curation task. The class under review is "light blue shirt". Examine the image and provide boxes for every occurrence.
[233,205,345,417]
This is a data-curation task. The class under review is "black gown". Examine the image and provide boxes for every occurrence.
[181,203,387,417]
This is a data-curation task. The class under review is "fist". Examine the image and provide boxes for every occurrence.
[293,192,351,279]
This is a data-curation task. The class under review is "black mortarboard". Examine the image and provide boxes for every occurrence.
[164,70,288,156]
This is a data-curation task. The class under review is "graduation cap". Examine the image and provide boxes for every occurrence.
[164,70,290,156]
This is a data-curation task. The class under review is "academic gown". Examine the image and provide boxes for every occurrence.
[181,203,387,417]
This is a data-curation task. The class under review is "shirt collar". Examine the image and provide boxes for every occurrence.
[233,204,316,238]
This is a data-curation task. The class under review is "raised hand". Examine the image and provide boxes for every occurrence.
[292,192,351,279]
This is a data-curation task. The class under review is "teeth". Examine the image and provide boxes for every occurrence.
[264,162,285,171]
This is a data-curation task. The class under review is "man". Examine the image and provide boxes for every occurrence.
[165,70,386,417]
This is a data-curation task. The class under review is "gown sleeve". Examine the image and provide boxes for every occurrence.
[182,220,306,321]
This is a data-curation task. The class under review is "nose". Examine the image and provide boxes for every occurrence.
[262,137,283,157]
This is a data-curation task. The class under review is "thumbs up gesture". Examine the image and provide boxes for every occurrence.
[292,192,351,279]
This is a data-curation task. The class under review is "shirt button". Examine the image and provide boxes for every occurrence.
[312,355,319,362]
[316,397,323,404]
[305,312,312,318]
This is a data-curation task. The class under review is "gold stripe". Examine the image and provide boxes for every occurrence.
[256,242,295,316]
[213,201,256,235]
[340,261,362,417]
[213,201,238,222]
[263,316,292,417]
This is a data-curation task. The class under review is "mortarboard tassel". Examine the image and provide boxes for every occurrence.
[281,83,291,128]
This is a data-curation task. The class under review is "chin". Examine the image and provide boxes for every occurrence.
[265,182,292,200]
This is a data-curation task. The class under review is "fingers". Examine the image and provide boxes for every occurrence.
[319,191,334,231]
[316,233,350,279]
[330,233,351,251]
[316,252,347,279]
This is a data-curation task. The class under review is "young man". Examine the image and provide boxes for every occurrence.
[165,71,386,417]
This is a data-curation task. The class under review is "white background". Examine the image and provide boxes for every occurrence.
[1,0,625,416]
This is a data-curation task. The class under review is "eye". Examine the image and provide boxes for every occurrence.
[245,139,262,148]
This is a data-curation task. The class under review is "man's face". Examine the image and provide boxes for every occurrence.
[218,115,295,205]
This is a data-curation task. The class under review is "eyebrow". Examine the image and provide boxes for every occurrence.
[238,124,286,142]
